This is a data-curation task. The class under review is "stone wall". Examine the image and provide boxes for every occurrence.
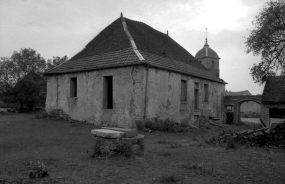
[46,65,225,127]
[146,68,225,124]
[223,95,270,126]
[46,66,146,127]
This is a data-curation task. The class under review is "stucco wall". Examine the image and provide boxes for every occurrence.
[146,68,225,124]
[46,66,225,127]
[46,66,146,128]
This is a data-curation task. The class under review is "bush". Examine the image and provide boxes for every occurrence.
[158,175,184,183]
[34,111,49,119]
[135,118,189,133]
[226,137,237,150]
[25,161,48,179]
[34,109,66,121]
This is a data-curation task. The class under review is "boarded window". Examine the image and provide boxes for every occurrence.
[70,77,77,97]
[204,84,209,102]
[181,80,187,102]
[103,76,113,109]
[194,82,199,110]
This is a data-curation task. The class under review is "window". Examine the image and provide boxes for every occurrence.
[211,60,214,68]
[103,76,113,109]
[181,80,187,102]
[204,84,209,102]
[70,77,77,97]
[194,82,199,110]
[227,106,233,111]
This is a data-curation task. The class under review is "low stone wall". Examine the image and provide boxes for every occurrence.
[91,128,144,157]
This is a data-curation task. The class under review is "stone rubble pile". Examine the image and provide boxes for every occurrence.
[212,121,285,148]
[91,127,144,157]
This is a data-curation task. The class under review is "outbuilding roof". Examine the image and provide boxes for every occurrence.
[44,14,226,84]
[262,76,285,103]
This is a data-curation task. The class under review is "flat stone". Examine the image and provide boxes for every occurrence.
[102,127,137,138]
[91,129,126,138]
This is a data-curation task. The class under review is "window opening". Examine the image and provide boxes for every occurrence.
[181,80,187,102]
[103,76,113,109]
[70,77,77,97]
[194,82,199,110]
[204,84,209,102]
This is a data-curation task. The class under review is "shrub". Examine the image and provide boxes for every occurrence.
[25,161,48,179]
[135,117,189,133]
[158,151,172,157]
[156,139,168,144]
[169,142,182,149]
[181,162,213,175]
[34,111,49,119]
[158,175,184,183]
[226,137,237,150]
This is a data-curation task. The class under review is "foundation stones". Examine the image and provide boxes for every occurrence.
[91,127,144,157]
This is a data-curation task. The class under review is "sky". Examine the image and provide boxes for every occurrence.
[0,0,270,95]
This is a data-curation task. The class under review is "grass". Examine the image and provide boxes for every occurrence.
[1,114,285,184]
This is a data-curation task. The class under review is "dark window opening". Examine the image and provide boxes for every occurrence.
[181,80,187,102]
[204,84,209,102]
[70,77,77,97]
[211,60,214,68]
[103,76,113,109]
[194,82,199,110]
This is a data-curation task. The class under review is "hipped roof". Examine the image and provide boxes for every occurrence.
[262,76,285,103]
[44,15,226,84]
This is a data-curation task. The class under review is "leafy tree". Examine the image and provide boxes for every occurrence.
[3,71,46,112]
[245,0,285,84]
[0,48,46,91]
[46,56,68,70]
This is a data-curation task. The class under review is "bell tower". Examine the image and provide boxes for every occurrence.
[195,29,220,78]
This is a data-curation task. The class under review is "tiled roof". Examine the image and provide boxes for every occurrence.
[70,18,132,60]
[140,51,224,83]
[125,19,205,69]
[46,48,140,74]
[262,76,285,103]
[44,15,226,84]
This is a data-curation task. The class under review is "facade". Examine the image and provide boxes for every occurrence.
[44,14,226,127]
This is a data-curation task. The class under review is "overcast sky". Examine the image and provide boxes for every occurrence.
[0,0,270,94]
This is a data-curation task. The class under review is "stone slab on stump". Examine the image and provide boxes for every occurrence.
[91,129,126,138]
[102,127,137,138]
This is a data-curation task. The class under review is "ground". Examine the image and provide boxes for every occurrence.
[1,114,285,184]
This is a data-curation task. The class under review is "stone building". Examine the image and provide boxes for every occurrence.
[262,76,285,119]
[44,14,226,128]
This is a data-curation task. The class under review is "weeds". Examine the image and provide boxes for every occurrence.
[25,161,48,179]
[156,139,168,144]
[169,142,182,149]
[158,175,184,183]
[226,138,238,150]
[181,162,213,175]
[158,151,172,157]
[136,118,190,133]
[34,111,49,119]
[34,110,66,121]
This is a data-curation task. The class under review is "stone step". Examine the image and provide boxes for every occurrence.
[102,127,137,138]
[91,129,126,138]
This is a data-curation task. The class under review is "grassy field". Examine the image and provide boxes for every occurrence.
[0,114,285,184]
